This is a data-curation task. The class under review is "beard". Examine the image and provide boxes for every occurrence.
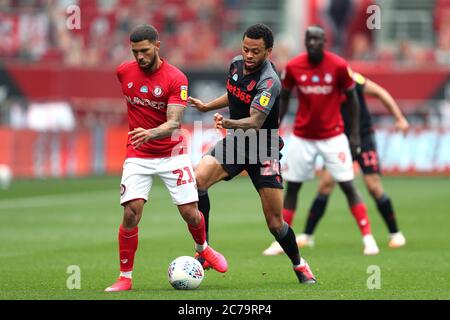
[244,60,261,73]
[307,50,324,64]
[139,55,157,71]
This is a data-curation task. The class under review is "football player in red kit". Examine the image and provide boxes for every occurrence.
[263,25,380,256]
[105,25,227,292]
[296,72,408,249]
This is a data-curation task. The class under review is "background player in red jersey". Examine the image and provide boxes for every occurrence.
[263,25,380,256]
[189,24,316,284]
[105,25,227,292]
[295,72,409,249]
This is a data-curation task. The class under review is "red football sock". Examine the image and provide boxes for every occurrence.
[282,208,296,226]
[350,203,372,236]
[188,211,206,245]
[119,224,139,272]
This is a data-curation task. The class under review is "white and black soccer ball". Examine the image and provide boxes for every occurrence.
[168,256,204,290]
[0,164,12,190]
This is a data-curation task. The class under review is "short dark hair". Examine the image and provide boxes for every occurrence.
[308,24,325,31]
[243,23,274,49]
[130,24,159,43]
[306,25,326,38]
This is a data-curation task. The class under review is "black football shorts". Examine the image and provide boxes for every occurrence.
[208,135,284,190]
[356,133,381,175]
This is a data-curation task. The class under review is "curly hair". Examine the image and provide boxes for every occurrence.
[243,23,274,49]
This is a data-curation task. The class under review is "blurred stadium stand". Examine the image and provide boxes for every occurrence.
[0,0,449,177]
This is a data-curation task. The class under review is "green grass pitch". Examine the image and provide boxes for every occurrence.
[0,175,449,300]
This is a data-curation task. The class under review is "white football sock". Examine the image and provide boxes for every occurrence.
[195,241,208,252]
[294,258,306,269]
[120,271,132,279]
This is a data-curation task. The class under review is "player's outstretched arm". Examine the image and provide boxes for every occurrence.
[364,79,409,134]
[188,93,229,113]
[129,104,184,149]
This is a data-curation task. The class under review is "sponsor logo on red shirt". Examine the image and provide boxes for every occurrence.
[125,95,167,110]
[298,85,333,95]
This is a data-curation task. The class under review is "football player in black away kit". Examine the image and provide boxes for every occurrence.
[189,24,316,284]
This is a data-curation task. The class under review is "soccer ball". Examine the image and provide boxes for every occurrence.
[0,164,12,190]
[168,256,204,290]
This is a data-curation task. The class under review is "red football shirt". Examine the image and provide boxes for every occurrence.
[117,60,189,158]
[281,51,355,140]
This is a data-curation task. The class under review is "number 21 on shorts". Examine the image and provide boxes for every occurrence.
[172,167,195,186]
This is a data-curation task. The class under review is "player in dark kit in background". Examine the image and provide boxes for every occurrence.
[189,24,316,284]
[105,24,227,292]
[263,25,380,256]
[296,72,409,249]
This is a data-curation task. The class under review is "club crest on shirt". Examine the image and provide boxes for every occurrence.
[259,91,271,107]
[153,86,163,97]
[247,80,256,91]
[324,73,333,83]
[180,85,188,101]
[140,85,149,93]
[127,82,133,89]
[232,74,238,81]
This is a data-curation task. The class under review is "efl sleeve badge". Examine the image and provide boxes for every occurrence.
[180,85,188,101]
[259,91,271,107]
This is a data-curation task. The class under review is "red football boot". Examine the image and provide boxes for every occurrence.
[197,246,228,273]
[104,276,132,292]
[294,260,317,284]
[194,252,211,270]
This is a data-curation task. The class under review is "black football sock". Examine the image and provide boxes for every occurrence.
[198,189,210,242]
[304,193,329,235]
[375,193,399,233]
[271,222,301,266]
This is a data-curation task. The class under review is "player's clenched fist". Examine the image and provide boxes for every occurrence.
[214,113,224,129]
